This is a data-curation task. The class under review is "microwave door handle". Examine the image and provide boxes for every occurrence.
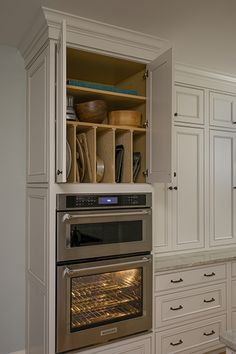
[63,257,151,277]
[62,210,150,222]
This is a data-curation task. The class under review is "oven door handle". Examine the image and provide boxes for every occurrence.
[63,257,151,277]
[62,210,150,222]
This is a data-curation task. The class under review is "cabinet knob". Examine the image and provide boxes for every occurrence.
[168,186,173,190]
[174,112,178,117]
[57,169,63,175]
[174,186,178,190]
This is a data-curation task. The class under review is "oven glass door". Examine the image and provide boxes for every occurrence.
[56,255,152,353]
[57,209,152,262]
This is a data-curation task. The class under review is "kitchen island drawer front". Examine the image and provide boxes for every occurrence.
[155,283,226,328]
[155,264,226,292]
[232,262,236,277]
[156,315,226,354]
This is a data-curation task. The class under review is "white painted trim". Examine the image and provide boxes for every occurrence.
[10,350,25,354]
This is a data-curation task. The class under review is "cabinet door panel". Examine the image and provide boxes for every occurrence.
[146,48,173,183]
[153,183,172,252]
[175,85,204,124]
[210,130,236,246]
[56,20,67,182]
[173,126,204,250]
[210,91,236,128]
[27,48,49,183]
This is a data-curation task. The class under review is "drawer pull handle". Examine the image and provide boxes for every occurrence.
[204,297,215,303]
[170,339,183,346]
[203,330,215,336]
[170,305,183,311]
[171,278,183,283]
[204,272,215,277]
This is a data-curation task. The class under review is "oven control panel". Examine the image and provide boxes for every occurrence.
[57,193,151,210]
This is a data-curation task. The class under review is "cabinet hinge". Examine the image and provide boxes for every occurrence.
[143,169,149,177]
[143,70,149,80]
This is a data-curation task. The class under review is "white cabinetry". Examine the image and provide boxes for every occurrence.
[232,262,236,328]
[22,7,174,354]
[154,125,204,252]
[209,130,236,246]
[210,91,236,128]
[154,263,227,354]
[154,71,236,254]
[174,84,204,125]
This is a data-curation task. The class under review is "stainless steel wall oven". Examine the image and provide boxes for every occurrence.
[56,193,152,353]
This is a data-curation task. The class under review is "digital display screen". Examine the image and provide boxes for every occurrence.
[98,196,118,205]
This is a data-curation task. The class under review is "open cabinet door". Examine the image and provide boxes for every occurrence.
[56,20,66,182]
[146,48,173,183]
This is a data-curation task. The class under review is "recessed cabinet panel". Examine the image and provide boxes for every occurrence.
[173,126,204,250]
[175,85,204,124]
[209,130,236,246]
[27,188,47,285]
[27,49,49,183]
[210,91,236,128]
[27,276,46,354]
[146,48,172,183]
[153,183,172,251]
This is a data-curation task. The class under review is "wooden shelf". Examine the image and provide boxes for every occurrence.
[67,85,146,110]
[67,120,146,132]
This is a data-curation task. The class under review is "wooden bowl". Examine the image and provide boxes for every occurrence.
[75,100,107,124]
[108,110,142,127]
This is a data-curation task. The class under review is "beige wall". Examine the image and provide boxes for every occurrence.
[0,46,26,354]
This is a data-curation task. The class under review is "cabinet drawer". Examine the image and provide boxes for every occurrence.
[232,262,236,277]
[155,264,226,292]
[156,315,226,354]
[155,283,226,328]
[175,85,204,124]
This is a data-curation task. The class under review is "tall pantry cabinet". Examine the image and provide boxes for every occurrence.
[21,7,173,354]
[154,67,236,254]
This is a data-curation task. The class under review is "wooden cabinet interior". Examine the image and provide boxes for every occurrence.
[66,47,147,183]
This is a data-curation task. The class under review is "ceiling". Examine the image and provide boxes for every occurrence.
[1,0,236,76]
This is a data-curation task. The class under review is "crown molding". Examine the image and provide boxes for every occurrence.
[175,62,236,92]
[19,7,170,65]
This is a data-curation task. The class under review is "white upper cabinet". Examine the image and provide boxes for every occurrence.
[209,130,236,246]
[54,16,173,184]
[210,91,236,128]
[146,48,173,183]
[174,84,204,125]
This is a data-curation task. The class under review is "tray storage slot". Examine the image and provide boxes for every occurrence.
[115,129,132,183]
[66,124,76,183]
[133,131,146,183]
[96,127,115,183]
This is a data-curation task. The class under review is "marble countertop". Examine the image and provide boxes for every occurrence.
[154,248,236,273]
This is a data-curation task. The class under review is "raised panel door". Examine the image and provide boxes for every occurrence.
[209,130,236,246]
[172,126,205,250]
[174,84,204,124]
[210,91,236,128]
[27,47,49,183]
